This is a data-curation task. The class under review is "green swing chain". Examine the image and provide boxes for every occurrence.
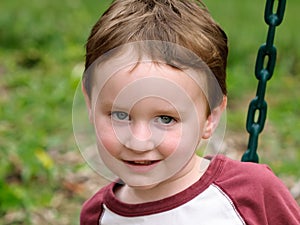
[241,0,286,163]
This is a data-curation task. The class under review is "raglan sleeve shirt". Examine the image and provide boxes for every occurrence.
[80,155,300,225]
[213,156,300,224]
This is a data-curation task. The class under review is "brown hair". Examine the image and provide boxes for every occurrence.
[84,0,228,101]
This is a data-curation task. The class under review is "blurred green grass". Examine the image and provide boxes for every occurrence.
[206,0,300,176]
[0,0,299,224]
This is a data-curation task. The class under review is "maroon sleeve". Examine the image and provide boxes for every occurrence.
[215,157,300,225]
[80,183,113,225]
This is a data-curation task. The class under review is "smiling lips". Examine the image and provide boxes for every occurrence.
[123,160,161,166]
[120,158,163,173]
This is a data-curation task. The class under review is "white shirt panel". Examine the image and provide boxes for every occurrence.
[100,184,245,225]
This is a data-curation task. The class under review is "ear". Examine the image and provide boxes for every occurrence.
[202,96,227,139]
[81,83,93,123]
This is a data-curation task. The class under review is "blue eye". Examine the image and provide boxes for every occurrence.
[111,111,130,121]
[157,116,175,125]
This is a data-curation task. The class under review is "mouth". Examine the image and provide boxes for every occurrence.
[123,160,161,166]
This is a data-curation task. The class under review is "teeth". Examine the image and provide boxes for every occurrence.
[124,160,160,166]
[133,161,152,165]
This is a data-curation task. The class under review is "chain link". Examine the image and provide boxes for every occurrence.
[241,0,286,163]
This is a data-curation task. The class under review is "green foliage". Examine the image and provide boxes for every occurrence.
[0,0,110,223]
[206,0,300,176]
[0,0,299,223]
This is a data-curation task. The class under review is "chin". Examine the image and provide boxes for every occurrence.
[127,182,159,190]
[122,176,161,190]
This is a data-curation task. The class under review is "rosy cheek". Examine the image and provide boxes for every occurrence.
[158,133,181,157]
[97,133,120,157]
[95,120,120,156]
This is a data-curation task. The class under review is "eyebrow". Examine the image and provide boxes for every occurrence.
[152,104,180,114]
[99,101,112,109]
[96,101,113,112]
[98,101,129,113]
[98,100,189,118]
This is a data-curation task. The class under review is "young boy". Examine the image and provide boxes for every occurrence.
[79,0,300,224]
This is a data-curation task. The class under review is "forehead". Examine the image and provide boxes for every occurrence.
[93,62,207,104]
[105,62,199,89]
[88,62,212,121]
[84,41,223,110]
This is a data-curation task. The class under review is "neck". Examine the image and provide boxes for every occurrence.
[115,155,210,204]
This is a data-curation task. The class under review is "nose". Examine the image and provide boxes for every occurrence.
[124,122,155,152]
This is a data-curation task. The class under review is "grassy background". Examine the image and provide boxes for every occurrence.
[0,0,299,224]
[206,0,300,176]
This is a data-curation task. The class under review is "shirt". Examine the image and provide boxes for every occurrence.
[80,154,300,225]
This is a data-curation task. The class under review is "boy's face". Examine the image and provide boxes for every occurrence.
[85,62,220,187]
